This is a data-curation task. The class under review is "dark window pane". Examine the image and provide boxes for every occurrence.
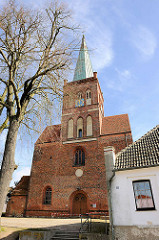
[82,151,85,165]
[79,150,81,165]
[79,129,82,138]
[44,187,52,205]
[74,149,85,166]
[75,152,78,165]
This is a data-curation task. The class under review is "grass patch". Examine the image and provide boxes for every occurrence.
[0,227,5,232]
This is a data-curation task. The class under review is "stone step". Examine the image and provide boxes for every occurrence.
[51,230,79,240]
[56,233,79,236]
[51,237,79,240]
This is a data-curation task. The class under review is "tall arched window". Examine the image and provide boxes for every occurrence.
[87,116,92,136]
[43,187,52,205]
[78,92,82,99]
[68,119,73,138]
[86,90,91,105]
[75,149,85,166]
[77,117,83,138]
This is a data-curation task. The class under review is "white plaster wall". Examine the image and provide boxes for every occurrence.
[111,166,159,226]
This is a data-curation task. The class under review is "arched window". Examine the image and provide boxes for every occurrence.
[87,116,92,136]
[77,117,83,138]
[75,149,85,166]
[86,90,91,105]
[78,92,82,99]
[43,187,52,205]
[68,119,73,138]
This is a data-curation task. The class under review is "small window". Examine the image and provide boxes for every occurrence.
[43,187,52,205]
[75,149,85,166]
[86,90,91,99]
[133,180,155,210]
[78,92,82,99]
[86,90,91,105]
[79,129,82,138]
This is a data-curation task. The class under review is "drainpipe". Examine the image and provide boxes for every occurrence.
[104,147,115,240]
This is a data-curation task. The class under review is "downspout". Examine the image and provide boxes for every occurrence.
[104,147,115,240]
[107,172,115,240]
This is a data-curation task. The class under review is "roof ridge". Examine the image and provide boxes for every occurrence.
[103,113,128,119]
[46,123,61,128]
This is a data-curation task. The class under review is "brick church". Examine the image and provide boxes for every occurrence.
[6,36,133,217]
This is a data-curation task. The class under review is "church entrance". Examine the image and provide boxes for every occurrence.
[72,193,87,214]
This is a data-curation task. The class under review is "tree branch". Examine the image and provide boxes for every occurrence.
[0,48,10,66]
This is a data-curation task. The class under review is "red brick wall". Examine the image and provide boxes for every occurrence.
[26,133,132,217]
[26,140,106,216]
[6,195,27,217]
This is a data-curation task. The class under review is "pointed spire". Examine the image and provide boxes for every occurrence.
[73,35,93,81]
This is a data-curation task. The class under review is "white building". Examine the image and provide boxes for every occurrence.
[105,125,159,240]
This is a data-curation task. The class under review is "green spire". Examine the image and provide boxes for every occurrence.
[73,35,93,81]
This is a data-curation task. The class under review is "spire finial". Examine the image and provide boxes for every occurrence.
[73,36,93,81]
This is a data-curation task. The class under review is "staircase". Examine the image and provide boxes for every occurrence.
[51,230,79,240]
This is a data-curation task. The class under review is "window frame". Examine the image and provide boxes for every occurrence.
[78,92,82,99]
[78,129,82,138]
[86,90,91,99]
[74,149,85,166]
[132,180,155,211]
[43,187,52,205]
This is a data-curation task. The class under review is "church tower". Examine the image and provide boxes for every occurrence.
[62,36,104,143]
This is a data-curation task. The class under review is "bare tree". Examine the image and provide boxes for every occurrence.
[0,0,78,216]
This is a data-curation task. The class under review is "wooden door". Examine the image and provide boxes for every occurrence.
[72,193,87,214]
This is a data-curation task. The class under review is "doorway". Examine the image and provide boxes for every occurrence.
[72,193,87,214]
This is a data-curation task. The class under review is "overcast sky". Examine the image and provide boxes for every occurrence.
[0,0,159,185]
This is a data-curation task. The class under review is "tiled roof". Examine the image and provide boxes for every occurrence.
[101,114,131,135]
[12,176,30,196]
[36,124,61,144]
[115,125,159,170]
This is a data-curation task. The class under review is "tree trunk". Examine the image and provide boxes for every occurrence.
[0,119,19,217]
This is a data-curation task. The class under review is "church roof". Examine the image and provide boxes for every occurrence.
[36,124,61,144]
[101,114,131,135]
[73,35,93,81]
[114,125,159,171]
[11,176,30,196]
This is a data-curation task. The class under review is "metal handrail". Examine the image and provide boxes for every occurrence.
[79,213,91,234]
[79,212,109,235]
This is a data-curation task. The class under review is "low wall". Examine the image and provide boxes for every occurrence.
[114,226,159,240]
[80,233,110,240]
[19,230,51,240]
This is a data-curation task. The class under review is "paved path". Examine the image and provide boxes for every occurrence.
[1,217,81,229]
[0,217,82,239]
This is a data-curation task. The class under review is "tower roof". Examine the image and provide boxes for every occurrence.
[73,35,93,81]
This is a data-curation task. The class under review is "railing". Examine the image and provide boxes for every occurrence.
[79,212,109,235]
[80,214,91,234]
